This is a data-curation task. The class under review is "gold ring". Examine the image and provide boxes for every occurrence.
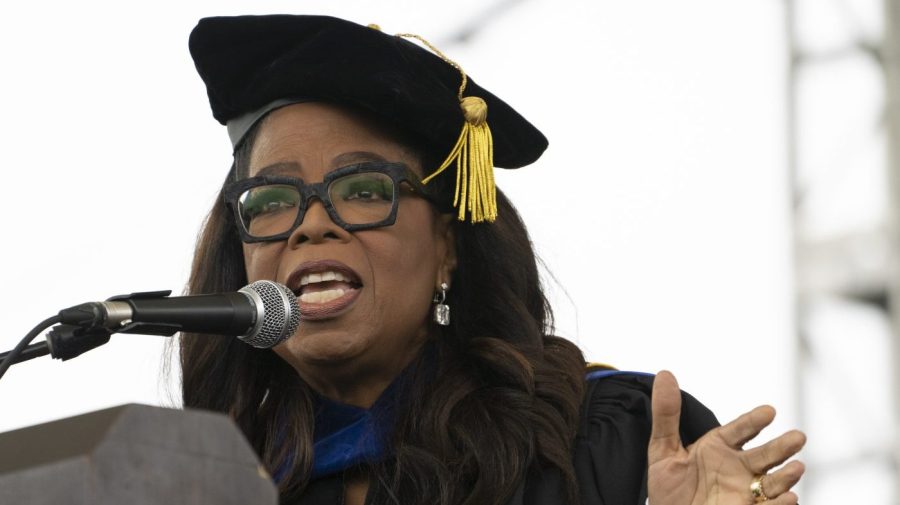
[750,474,769,503]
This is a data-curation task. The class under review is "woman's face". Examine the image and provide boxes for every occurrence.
[242,102,455,402]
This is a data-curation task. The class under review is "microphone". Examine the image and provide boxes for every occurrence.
[57,280,300,349]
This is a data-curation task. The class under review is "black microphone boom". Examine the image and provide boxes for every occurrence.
[57,280,300,349]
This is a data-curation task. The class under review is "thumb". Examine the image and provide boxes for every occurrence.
[648,370,683,465]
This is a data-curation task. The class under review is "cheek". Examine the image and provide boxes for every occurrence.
[364,215,441,319]
[242,243,282,282]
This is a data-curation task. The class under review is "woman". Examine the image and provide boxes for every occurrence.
[180,15,805,505]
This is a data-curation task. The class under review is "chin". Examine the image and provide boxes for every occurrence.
[276,329,370,368]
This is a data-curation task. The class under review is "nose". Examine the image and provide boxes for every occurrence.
[287,197,351,247]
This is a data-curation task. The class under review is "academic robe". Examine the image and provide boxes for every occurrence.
[289,372,719,505]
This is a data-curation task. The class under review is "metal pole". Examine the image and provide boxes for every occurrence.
[883,0,900,502]
[784,0,809,493]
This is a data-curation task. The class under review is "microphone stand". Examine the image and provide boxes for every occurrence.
[0,289,175,382]
[0,322,114,380]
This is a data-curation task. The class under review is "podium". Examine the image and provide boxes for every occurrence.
[0,404,278,504]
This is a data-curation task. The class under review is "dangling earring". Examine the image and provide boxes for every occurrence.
[433,282,450,326]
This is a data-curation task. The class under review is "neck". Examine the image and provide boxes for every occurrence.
[297,343,424,408]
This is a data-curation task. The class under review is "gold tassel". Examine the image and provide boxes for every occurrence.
[423,97,496,222]
[395,33,498,223]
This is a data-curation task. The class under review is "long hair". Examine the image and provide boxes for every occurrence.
[179,121,586,505]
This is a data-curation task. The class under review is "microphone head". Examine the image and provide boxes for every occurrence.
[238,280,300,348]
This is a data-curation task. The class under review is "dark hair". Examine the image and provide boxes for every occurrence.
[179,117,586,505]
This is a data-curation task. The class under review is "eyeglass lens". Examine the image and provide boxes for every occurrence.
[237,172,395,237]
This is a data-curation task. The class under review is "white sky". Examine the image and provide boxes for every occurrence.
[0,1,887,502]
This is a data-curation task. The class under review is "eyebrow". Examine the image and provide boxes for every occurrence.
[253,162,302,177]
[331,151,388,167]
[252,152,390,178]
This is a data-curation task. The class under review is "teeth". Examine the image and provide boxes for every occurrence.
[299,288,347,304]
[300,270,352,286]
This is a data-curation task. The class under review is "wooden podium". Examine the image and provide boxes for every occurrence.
[0,404,278,504]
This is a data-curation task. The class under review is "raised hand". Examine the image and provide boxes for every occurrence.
[647,371,806,505]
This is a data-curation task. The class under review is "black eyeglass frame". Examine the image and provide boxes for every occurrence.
[223,161,443,243]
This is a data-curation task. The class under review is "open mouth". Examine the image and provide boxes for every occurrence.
[296,270,362,303]
[286,261,363,319]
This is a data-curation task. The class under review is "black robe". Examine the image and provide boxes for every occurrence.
[292,373,720,505]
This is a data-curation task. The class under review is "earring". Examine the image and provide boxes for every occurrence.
[433,282,450,326]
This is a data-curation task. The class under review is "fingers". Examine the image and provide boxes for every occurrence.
[758,460,805,499]
[744,430,807,473]
[648,370,683,464]
[718,404,776,448]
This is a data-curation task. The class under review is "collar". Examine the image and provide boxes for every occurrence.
[309,379,401,478]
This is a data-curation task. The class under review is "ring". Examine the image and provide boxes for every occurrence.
[750,474,769,503]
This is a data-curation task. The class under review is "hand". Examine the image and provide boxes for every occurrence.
[647,371,806,505]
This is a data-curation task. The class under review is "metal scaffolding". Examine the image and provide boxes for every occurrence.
[787,0,898,502]
[886,1,900,503]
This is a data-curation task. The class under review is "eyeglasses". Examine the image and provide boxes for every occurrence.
[223,162,439,243]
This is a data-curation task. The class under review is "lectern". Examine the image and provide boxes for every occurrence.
[0,404,278,504]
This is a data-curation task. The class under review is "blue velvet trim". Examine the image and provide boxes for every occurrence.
[309,392,395,479]
[584,369,654,381]
[272,375,401,483]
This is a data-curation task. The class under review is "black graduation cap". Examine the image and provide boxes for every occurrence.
[189,14,548,222]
